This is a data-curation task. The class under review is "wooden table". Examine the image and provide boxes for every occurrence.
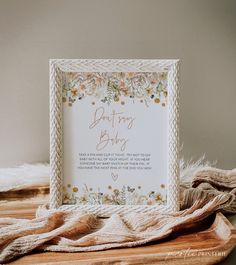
[1,196,236,265]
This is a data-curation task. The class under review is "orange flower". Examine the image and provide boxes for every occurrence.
[120,80,125,88]
[64,194,69,200]
[156,194,162,201]
[80,84,85,90]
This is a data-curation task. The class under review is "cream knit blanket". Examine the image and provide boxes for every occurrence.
[0,167,236,263]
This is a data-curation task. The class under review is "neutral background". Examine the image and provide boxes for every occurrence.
[0,0,235,168]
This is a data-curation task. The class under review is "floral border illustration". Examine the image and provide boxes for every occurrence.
[63,183,166,206]
[62,72,168,107]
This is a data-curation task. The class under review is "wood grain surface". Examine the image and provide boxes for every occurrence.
[1,195,236,265]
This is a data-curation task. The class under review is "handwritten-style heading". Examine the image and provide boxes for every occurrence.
[89,106,136,151]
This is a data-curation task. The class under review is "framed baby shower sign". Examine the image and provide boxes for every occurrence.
[50,59,180,216]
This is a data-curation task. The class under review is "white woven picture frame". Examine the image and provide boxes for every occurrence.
[49,59,180,216]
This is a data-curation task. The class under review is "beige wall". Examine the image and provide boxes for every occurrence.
[0,0,235,168]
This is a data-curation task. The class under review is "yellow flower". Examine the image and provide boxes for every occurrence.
[113,189,120,196]
[72,187,78,193]
[120,86,129,95]
[128,72,134,78]
[159,72,167,80]
[71,88,79,97]
[69,72,74,78]
[81,196,87,202]
[114,95,119,102]
[146,88,153,95]
[154,98,160,104]
[103,195,112,204]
